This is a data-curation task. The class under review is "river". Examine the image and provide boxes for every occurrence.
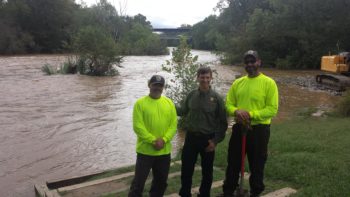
[0,50,337,197]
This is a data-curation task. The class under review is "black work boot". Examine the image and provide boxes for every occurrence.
[249,192,260,197]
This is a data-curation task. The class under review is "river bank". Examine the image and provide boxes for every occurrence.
[36,115,350,197]
[0,52,342,196]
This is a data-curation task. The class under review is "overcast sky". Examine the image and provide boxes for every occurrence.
[79,0,219,28]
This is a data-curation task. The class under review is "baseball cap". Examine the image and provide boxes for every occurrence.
[149,75,165,86]
[243,50,259,60]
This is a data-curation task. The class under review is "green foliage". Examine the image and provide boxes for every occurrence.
[0,0,34,54]
[0,0,167,55]
[72,26,121,76]
[191,15,221,50]
[119,23,168,55]
[41,64,56,75]
[21,0,77,53]
[0,25,34,54]
[41,25,123,76]
[191,0,350,69]
[162,37,204,105]
[58,57,77,74]
[41,57,77,75]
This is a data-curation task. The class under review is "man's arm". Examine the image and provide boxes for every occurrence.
[226,83,250,123]
[133,101,157,143]
[213,94,228,145]
[162,102,178,143]
[206,94,228,152]
[176,92,191,116]
[226,84,238,116]
[154,101,178,150]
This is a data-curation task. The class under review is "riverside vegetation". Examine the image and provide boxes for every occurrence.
[1,0,168,76]
[190,0,350,69]
[74,97,350,197]
[0,0,167,56]
[62,42,350,197]
[162,37,204,105]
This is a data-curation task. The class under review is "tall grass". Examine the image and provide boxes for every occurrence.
[58,57,77,74]
[41,60,76,75]
[41,64,56,75]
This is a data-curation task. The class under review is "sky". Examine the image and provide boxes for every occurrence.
[79,0,220,28]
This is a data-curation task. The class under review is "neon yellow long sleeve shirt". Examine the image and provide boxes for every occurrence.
[133,95,177,156]
[226,73,279,125]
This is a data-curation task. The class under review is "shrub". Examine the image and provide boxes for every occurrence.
[72,26,122,76]
[58,56,77,74]
[41,64,56,75]
[162,36,204,105]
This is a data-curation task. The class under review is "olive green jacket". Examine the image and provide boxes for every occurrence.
[176,88,228,144]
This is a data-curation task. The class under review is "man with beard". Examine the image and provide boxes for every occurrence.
[128,75,177,197]
[177,67,228,197]
[218,50,279,197]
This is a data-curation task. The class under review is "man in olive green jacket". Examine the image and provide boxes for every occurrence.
[128,75,177,197]
[177,67,228,197]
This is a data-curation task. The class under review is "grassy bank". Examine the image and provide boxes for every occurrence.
[213,116,350,196]
[60,116,349,197]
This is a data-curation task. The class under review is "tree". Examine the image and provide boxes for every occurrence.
[119,22,167,55]
[21,0,78,52]
[192,0,350,68]
[191,15,220,50]
[72,26,122,76]
[0,0,34,53]
[0,0,168,56]
[162,37,204,105]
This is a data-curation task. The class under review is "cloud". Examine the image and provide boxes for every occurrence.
[80,0,218,28]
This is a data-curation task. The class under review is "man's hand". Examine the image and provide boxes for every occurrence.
[234,110,250,123]
[205,139,216,152]
[153,138,165,150]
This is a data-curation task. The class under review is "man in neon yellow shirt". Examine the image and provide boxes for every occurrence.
[128,75,177,197]
[219,50,278,197]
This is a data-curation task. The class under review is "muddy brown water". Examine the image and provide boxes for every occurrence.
[0,51,338,197]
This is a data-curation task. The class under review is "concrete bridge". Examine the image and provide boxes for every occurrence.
[152,28,191,33]
[152,28,191,46]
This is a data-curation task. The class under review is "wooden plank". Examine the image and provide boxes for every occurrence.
[262,187,297,197]
[164,174,250,197]
[58,165,198,194]
[60,182,127,197]
[34,184,48,197]
[57,172,134,193]
[47,160,181,189]
[56,160,182,193]
[164,180,223,197]
[47,171,112,189]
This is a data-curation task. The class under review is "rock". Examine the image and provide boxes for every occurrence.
[312,110,325,117]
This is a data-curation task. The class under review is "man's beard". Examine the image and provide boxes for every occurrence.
[245,66,258,75]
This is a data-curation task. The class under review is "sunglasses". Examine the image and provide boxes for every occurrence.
[244,59,256,64]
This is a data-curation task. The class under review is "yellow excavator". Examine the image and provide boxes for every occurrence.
[316,52,350,91]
